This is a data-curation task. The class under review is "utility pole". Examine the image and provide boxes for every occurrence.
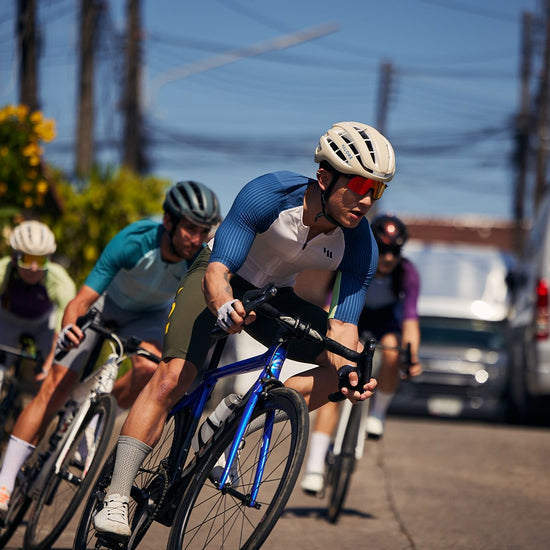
[514,11,533,254]
[75,0,101,176]
[372,59,394,217]
[376,60,393,135]
[16,0,39,110]
[122,0,146,174]
[535,0,550,210]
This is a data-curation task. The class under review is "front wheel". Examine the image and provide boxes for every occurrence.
[24,393,116,550]
[326,402,362,523]
[168,386,309,550]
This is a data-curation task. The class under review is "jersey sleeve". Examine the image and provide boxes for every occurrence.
[328,222,378,325]
[45,264,77,331]
[84,222,154,295]
[210,173,293,273]
[401,258,421,320]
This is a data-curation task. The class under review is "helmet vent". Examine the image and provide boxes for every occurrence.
[357,128,377,163]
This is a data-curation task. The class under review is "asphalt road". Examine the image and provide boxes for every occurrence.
[5,413,550,550]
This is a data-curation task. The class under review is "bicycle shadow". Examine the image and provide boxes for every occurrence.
[281,505,374,521]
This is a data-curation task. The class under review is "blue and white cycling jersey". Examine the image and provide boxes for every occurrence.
[209,171,378,325]
[85,220,194,312]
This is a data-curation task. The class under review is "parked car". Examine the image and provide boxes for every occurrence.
[389,240,516,421]
[508,195,550,422]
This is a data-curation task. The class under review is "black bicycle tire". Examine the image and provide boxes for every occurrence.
[73,411,180,550]
[326,403,362,524]
[0,485,32,548]
[24,393,117,550]
[0,380,23,449]
[167,386,309,550]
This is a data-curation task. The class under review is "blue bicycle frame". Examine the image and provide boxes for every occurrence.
[167,338,290,507]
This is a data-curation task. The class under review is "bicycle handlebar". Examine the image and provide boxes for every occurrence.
[211,283,375,402]
[54,308,161,365]
[0,343,42,362]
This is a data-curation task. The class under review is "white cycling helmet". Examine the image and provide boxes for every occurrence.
[314,122,396,183]
[9,220,57,256]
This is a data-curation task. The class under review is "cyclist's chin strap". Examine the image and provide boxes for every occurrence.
[314,172,345,229]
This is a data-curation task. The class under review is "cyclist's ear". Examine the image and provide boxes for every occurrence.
[162,212,174,231]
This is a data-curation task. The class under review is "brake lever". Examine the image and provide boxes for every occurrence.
[328,338,375,402]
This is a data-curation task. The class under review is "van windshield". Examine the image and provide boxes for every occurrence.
[420,316,507,351]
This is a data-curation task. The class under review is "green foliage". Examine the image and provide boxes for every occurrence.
[0,103,169,286]
[50,167,168,285]
[0,104,56,211]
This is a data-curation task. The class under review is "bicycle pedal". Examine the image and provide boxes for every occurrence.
[95,532,129,549]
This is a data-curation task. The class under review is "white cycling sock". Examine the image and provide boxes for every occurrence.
[369,390,394,422]
[304,431,331,474]
[107,436,152,499]
[0,435,35,492]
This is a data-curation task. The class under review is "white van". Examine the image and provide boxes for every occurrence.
[508,195,550,421]
[390,241,516,420]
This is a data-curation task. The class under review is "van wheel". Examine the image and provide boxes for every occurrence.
[507,346,531,424]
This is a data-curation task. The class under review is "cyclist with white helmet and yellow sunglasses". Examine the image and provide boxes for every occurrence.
[0,220,76,382]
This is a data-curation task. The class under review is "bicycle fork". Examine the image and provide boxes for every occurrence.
[28,355,119,498]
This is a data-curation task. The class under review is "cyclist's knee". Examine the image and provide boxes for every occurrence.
[149,358,197,404]
[131,355,159,379]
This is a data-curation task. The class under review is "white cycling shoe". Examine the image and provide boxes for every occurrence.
[366,415,385,439]
[93,494,131,538]
[0,486,11,513]
[300,471,324,495]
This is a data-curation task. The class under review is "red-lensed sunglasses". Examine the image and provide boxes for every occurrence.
[346,176,387,200]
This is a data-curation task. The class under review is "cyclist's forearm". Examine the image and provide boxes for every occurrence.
[402,318,421,364]
[325,319,359,370]
[202,261,236,315]
[61,285,99,327]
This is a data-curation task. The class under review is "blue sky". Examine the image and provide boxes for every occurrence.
[0,0,539,221]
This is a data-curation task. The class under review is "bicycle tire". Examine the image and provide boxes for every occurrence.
[326,402,362,524]
[167,386,309,550]
[24,393,117,550]
[0,379,23,451]
[0,483,31,548]
[73,412,179,550]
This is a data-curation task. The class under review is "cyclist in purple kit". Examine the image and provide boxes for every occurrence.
[92,121,396,538]
[301,213,422,494]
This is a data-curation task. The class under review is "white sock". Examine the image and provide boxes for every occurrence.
[0,435,35,492]
[369,390,394,422]
[304,431,331,474]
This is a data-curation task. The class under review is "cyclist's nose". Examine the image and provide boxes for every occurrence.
[357,192,374,210]
[188,231,204,246]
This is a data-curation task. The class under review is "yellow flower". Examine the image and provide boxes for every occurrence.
[36,180,48,194]
[20,181,33,193]
[23,196,33,208]
[16,105,29,120]
[35,119,56,142]
[0,183,7,195]
[22,143,39,157]
[30,110,43,124]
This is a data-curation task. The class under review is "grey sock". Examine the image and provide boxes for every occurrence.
[107,435,152,499]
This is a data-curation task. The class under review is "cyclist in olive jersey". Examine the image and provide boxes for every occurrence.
[93,121,395,538]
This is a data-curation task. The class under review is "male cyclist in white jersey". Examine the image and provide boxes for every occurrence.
[92,121,397,539]
[0,181,221,514]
